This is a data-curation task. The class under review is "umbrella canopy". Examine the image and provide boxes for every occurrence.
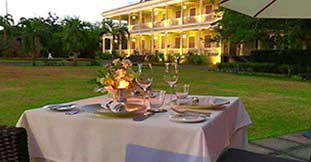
[220,0,311,19]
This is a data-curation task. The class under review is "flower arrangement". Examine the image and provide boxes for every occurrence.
[97,59,135,98]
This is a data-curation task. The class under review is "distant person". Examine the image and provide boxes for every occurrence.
[48,52,54,60]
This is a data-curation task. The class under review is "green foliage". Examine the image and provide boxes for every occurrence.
[186,53,207,65]
[217,9,311,49]
[217,62,291,75]
[95,51,112,60]
[0,13,108,65]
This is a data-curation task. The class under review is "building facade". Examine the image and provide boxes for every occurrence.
[101,0,222,64]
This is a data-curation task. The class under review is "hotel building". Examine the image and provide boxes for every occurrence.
[101,0,223,64]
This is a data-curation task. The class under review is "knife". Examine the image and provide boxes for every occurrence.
[133,112,154,121]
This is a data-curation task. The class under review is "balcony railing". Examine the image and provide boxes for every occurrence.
[168,18,182,26]
[141,22,152,29]
[202,13,217,23]
[153,20,165,28]
[184,16,198,24]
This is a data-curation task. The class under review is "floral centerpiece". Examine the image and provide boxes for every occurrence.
[97,59,135,100]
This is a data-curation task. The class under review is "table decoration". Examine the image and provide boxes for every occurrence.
[97,59,135,102]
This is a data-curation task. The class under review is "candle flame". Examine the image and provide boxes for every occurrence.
[118,80,129,89]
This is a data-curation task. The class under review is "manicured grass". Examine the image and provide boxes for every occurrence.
[0,65,311,141]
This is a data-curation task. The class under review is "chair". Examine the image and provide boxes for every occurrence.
[217,148,308,162]
[0,126,29,162]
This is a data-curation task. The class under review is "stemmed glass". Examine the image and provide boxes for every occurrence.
[136,63,153,108]
[164,63,179,102]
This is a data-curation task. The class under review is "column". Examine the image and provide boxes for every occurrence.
[199,0,203,24]
[128,14,131,30]
[198,29,202,55]
[180,32,183,55]
[165,4,168,27]
[128,35,131,56]
[181,0,185,25]
[165,32,168,56]
[151,33,154,55]
[119,16,122,55]
[139,34,142,55]
[151,8,154,28]
[102,37,106,53]
[139,11,143,28]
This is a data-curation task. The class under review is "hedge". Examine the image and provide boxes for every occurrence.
[250,50,311,66]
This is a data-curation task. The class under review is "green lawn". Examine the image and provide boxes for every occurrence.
[0,65,311,141]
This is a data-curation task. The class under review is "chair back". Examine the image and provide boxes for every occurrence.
[0,126,29,162]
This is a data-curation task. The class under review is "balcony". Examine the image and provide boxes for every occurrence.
[184,16,198,24]
[168,18,182,26]
[153,20,165,28]
[202,13,217,23]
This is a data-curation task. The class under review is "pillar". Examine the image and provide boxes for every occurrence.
[180,32,183,55]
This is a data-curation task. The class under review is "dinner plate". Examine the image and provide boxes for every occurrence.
[80,103,146,118]
[171,97,230,110]
[44,104,76,111]
[169,114,206,123]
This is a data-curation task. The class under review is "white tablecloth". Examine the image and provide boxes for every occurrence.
[16,95,251,162]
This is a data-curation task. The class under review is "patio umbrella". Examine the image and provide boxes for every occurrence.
[220,0,311,19]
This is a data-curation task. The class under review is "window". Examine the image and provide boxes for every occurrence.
[189,37,195,48]
[131,41,136,49]
[105,38,111,50]
[161,36,166,49]
[122,38,128,49]
[142,40,145,50]
[176,11,181,18]
[175,37,181,48]
[205,5,213,14]
[204,35,212,48]
[190,8,196,17]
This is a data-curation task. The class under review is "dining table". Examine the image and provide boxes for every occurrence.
[16,95,252,162]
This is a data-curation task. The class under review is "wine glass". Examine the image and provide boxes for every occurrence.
[136,63,153,107]
[164,63,179,102]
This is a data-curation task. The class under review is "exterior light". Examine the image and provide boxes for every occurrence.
[154,36,158,40]
[132,16,136,20]
[183,6,187,10]
[154,12,159,16]
[114,40,118,43]
[132,39,136,42]
[182,35,187,39]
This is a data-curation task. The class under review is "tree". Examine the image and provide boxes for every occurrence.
[62,18,88,66]
[101,19,130,55]
[0,14,14,51]
[18,17,48,66]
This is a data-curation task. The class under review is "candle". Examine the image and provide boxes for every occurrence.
[118,80,129,89]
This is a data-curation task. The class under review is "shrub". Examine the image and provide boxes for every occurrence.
[95,51,112,60]
[250,50,311,66]
[217,62,292,75]
[186,54,207,65]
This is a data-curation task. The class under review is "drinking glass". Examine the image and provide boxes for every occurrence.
[164,63,179,102]
[174,84,190,100]
[136,63,153,107]
[150,90,166,111]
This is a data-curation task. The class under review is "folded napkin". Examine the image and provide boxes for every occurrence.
[175,97,230,110]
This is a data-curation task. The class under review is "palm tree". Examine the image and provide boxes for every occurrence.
[18,17,48,66]
[101,19,130,55]
[62,18,88,66]
[0,14,14,50]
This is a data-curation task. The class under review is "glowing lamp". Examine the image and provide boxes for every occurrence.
[132,16,136,20]
[183,6,187,10]
[182,35,187,39]
[132,39,136,42]
[118,80,129,89]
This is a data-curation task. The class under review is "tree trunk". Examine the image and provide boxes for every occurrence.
[73,52,78,66]
[32,39,37,66]
[112,36,116,55]
[32,48,37,66]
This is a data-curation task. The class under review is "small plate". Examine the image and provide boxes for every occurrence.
[169,114,206,123]
[44,104,76,111]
